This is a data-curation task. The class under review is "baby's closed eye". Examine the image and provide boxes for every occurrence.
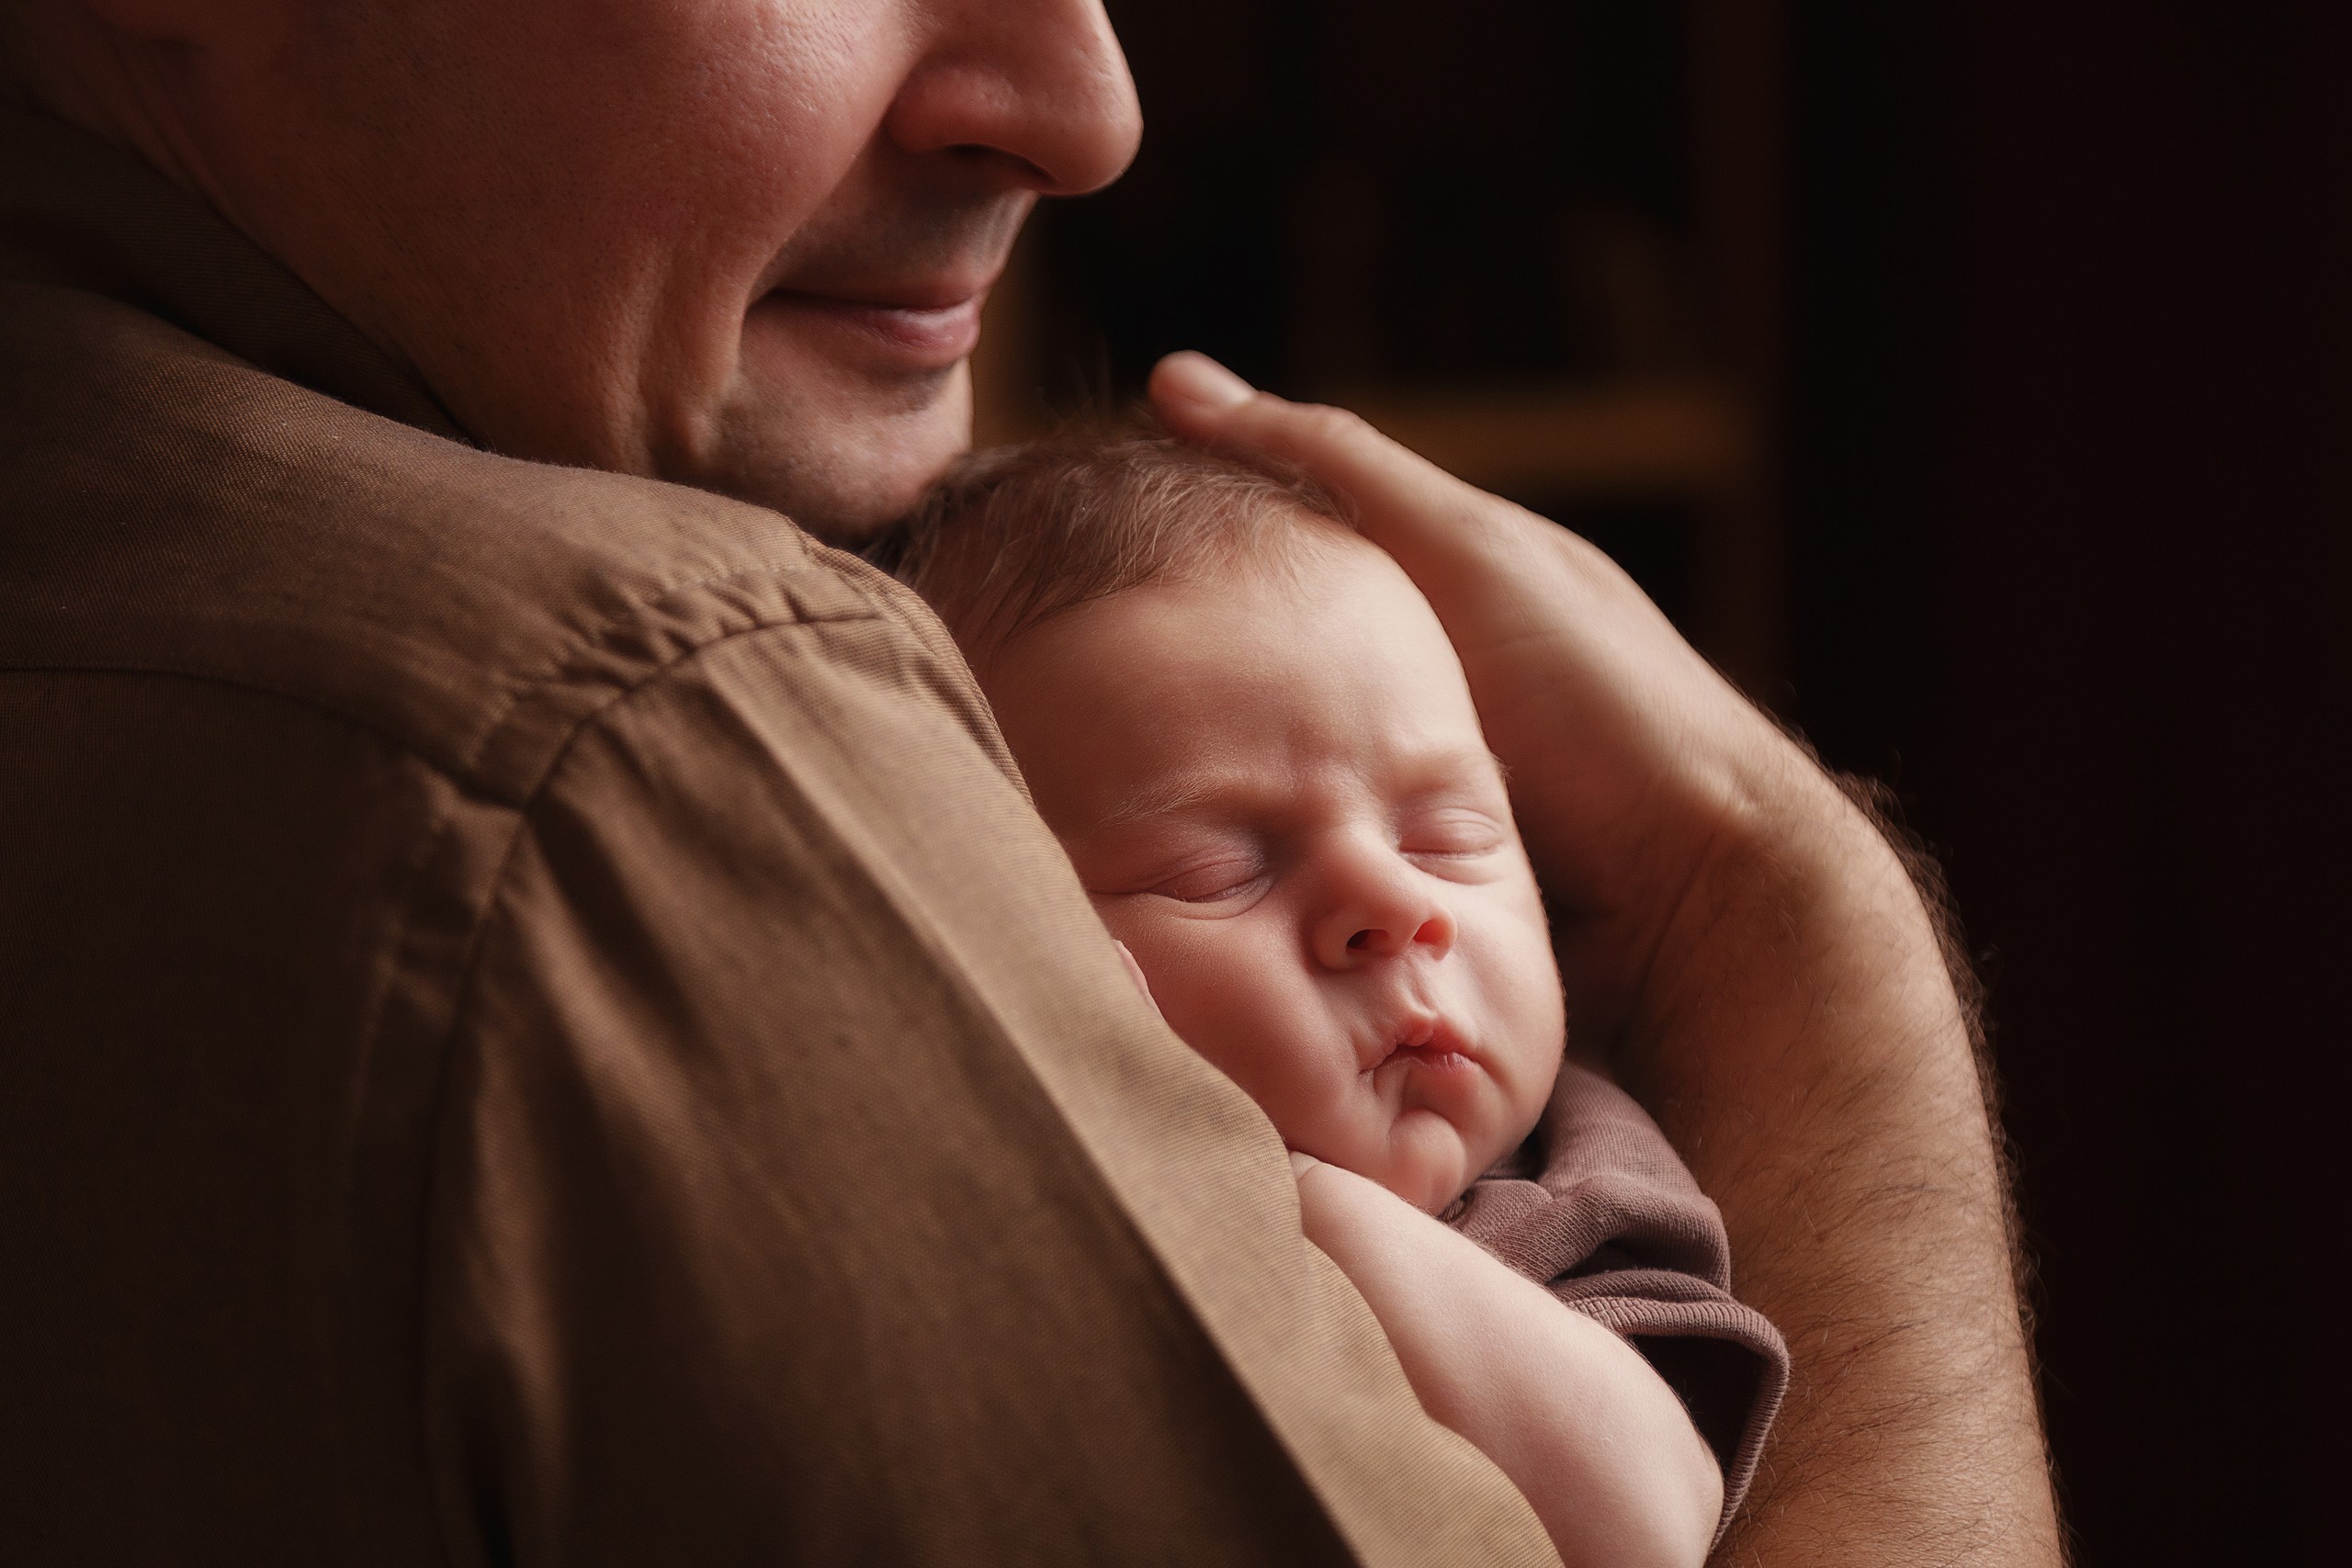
[1076,831,1272,908]
[1146,855,1271,904]
[1397,807,1510,862]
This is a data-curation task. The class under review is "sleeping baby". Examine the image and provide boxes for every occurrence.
[880,422,1785,1566]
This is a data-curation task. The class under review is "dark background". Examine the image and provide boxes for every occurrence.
[1783,6,2344,1562]
[995,2,2347,1561]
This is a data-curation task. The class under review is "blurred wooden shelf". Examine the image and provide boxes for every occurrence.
[974,254,1753,502]
[1329,380,1755,501]
[974,238,1748,503]
[969,373,1751,501]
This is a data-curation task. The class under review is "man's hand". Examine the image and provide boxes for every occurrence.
[1153,352,2063,1567]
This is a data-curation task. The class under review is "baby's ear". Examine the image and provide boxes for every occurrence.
[1113,941,1159,1012]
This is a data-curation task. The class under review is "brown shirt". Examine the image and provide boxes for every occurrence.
[0,107,1776,1563]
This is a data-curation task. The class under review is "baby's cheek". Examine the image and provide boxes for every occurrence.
[1124,936,1329,1134]
[1093,909,1202,1005]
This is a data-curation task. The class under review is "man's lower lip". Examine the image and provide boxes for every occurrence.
[763,291,986,367]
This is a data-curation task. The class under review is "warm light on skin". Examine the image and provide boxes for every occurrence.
[17,0,1141,539]
[984,526,1567,1213]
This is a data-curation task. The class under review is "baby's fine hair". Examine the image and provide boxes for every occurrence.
[880,415,1354,667]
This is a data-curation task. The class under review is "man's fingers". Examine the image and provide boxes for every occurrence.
[1147,352,1510,567]
[1148,349,1255,418]
[1148,351,1625,676]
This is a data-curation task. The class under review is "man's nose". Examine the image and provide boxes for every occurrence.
[1312,852,1457,970]
[886,0,1145,197]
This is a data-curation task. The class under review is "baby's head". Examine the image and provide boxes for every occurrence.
[893,424,1565,1211]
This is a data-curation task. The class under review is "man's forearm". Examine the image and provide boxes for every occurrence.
[1623,775,2060,1567]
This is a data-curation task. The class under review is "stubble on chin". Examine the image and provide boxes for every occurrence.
[691,359,974,545]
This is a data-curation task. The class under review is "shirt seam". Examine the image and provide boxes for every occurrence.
[0,564,890,805]
[446,558,880,782]
[406,606,968,1565]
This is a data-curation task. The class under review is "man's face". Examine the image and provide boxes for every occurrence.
[214,1,1139,538]
[984,529,1567,1213]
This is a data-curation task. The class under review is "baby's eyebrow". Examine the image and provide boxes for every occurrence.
[1092,747,1510,832]
[1093,773,1238,830]
[1391,746,1513,797]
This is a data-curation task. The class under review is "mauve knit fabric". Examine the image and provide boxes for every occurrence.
[1451,1064,1790,1542]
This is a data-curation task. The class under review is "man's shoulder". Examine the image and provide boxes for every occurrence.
[0,278,925,803]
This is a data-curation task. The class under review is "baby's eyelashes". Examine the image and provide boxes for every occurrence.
[1073,806,1519,909]
[1070,827,1272,908]
[1148,857,1271,905]
[1397,808,1511,862]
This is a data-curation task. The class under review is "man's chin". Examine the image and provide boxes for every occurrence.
[700,371,974,545]
[751,456,950,547]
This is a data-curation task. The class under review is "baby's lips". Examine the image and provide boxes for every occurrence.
[1423,1017,1478,1062]
[1359,1010,1447,1072]
[1389,1015,1485,1073]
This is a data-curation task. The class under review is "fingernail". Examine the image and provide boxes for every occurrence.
[1158,351,1255,412]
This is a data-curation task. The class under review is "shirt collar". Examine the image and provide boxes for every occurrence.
[0,103,472,445]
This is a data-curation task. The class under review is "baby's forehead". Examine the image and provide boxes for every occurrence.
[1163,506,1378,600]
[974,499,1370,656]
[1063,545,1491,754]
[1050,522,1408,668]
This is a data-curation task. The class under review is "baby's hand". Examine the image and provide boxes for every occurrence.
[1288,1154,1722,1568]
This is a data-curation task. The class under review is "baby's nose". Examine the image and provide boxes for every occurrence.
[1316,878,1456,969]
[1345,916,1450,960]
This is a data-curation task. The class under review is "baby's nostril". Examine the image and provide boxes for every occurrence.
[1348,929,1372,950]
